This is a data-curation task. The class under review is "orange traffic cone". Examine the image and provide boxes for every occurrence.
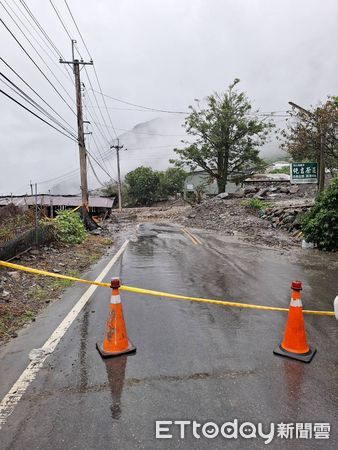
[97,277,136,358]
[273,281,316,363]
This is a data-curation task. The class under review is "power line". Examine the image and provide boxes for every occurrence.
[63,0,91,59]
[37,168,79,185]
[18,0,61,57]
[91,121,187,137]
[0,2,75,106]
[82,84,111,144]
[0,88,78,142]
[87,155,106,187]
[1,0,73,86]
[48,0,72,40]
[63,0,119,140]
[0,57,76,134]
[89,89,189,114]
[0,17,76,116]
[82,85,116,174]
[84,67,117,142]
[0,72,77,139]
[16,0,74,82]
[86,149,116,182]
[50,0,119,144]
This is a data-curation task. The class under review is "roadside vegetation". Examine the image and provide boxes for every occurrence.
[269,167,290,175]
[0,234,113,343]
[301,176,338,251]
[0,207,113,343]
[241,198,269,210]
[0,205,35,244]
[103,167,187,207]
[279,96,338,188]
[53,210,87,244]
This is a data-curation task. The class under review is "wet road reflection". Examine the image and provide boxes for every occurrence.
[104,355,129,421]
[281,360,306,417]
[2,222,336,449]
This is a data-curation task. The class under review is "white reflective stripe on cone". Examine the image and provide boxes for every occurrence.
[290,298,302,307]
[334,295,338,320]
[110,295,121,304]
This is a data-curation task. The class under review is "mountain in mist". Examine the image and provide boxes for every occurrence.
[50,116,283,194]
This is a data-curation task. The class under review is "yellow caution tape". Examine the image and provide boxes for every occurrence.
[0,260,335,317]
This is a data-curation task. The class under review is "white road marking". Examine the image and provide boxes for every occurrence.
[0,239,129,429]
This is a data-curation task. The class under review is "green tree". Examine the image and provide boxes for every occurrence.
[171,79,273,193]
[125,166,160,206]
[301,176,338,251]
[101,181,119,198]
[280,97,338,178]
[158,168,186,198]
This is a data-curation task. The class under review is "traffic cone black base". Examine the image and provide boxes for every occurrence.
[273,344,316,363]
[96,340,136,359]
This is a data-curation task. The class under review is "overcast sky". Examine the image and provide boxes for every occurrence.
[1,0,337,194]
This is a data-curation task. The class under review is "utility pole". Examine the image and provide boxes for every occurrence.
[60,40,93,210]
[289,101,325,192]
[110,139,124,211]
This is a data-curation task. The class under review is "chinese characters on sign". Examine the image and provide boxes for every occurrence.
[291,162,318,184]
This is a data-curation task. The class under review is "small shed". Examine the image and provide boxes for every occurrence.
[0,195,115,216]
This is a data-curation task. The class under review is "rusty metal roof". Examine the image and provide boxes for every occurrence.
[0,195,114,208]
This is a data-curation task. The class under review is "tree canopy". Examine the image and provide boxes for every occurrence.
[280,97,338,177]
[123,166,186,206]
[171,79,273,193]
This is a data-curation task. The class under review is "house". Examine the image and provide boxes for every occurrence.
[184,170,238,197]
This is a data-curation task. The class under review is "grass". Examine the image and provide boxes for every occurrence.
[50,269,80,290]
[27,285,47,301]
[0,234,114,343]
[241,198,269,210]
[0,210,35,244]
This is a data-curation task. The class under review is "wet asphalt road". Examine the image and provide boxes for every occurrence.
[0,223,337,449]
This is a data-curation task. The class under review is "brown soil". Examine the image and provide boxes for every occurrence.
[0,235,113,343]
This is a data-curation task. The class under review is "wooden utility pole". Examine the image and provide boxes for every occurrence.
[289,101,325,192]
[60,40,93,209]
[110,139,124,211]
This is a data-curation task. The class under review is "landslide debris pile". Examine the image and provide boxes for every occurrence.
[181,198,295,248]
[262,205,311,235]
[218,183,316,201]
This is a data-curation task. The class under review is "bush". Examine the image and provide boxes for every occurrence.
[301,176,338,251]
[125,167,160,206]
[270,166,290,175]
[241,198,268,210]
[158,168,186,198]
[54,210,87,244]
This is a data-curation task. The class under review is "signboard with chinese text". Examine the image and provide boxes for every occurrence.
[290,163,318,184]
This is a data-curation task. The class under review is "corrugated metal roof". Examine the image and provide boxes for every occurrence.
[0,195,114,208]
